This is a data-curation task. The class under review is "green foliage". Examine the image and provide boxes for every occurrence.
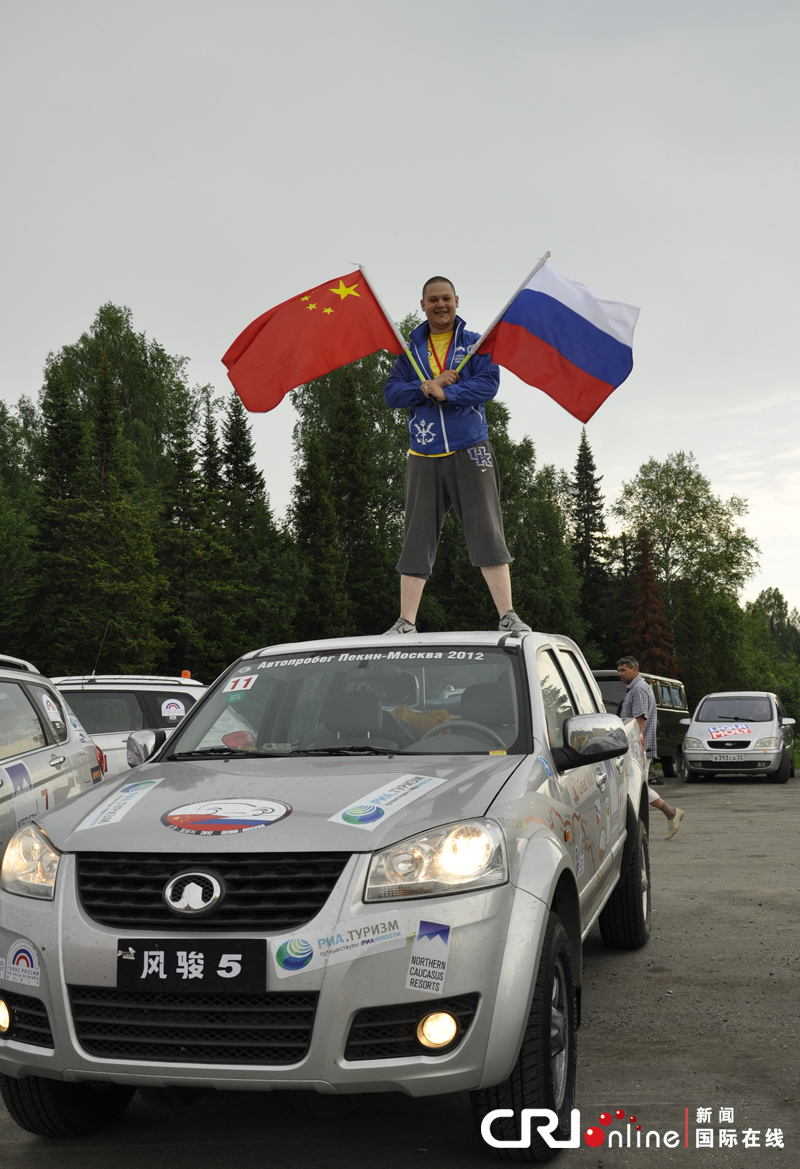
[624,529,678,676]
[613,451,760,621]
[568,427,609,662]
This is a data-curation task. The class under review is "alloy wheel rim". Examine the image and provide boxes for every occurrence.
[550,956,569,1109]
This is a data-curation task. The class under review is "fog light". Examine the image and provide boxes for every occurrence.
[0,1000,9,1034]
[416,1011,458,1048]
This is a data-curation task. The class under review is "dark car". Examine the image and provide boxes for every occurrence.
[593,669,690,777]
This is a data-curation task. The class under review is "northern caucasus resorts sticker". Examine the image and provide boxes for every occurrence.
[328,773,447,832]
[75,777,163,830]
[162,798,291,835]
[161,698,185,718]
[406,919,451,995]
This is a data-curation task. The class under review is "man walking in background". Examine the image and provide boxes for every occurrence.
[382,276,529,635]
[617,655,685,839]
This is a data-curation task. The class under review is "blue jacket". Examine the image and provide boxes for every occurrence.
[383,316,500,456]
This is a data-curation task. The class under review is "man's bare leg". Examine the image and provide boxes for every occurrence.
[400,575,427,623]
[481,564,513,618]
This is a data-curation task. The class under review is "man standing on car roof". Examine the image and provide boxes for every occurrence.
[617,655,685,840]
[382,277,530,636]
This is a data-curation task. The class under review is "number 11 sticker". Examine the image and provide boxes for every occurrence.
[223,675,258,693]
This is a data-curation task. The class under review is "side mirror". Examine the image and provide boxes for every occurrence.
[127,728,167,768]
[679,718,692,726]
[551,713,629,771]
[782,717,796,727]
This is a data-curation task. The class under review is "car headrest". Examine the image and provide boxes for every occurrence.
[321,690,384,735]
[460,677,515,726]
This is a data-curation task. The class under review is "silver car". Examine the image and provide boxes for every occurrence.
[680,690,796,783]
[0,632,650,1160]
[53,675,207,779]
[0,654,104,860]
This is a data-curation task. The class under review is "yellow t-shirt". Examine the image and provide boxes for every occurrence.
[409,331,455,457]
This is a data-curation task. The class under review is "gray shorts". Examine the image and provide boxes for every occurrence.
[396,440,512,579]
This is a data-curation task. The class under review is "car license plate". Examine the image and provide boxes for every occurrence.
[712,753,743,762]
[116,938,267,993]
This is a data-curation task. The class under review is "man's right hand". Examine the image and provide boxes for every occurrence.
[422,371,459,399]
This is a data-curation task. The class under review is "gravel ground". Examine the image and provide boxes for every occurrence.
[1,772,797,1168]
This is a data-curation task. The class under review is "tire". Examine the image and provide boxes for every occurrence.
[768,749,791,784]
[680,755,699,784]
[471,912,577,1162]
[659,753,676,778]
[0,1075,135,1137]
[599,819,652,950]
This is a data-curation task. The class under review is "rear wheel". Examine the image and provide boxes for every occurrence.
[471,912,577,1162]
[0,1075,135,1137]
[599,819,651,949]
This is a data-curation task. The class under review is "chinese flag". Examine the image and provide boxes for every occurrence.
[222,271,403,412]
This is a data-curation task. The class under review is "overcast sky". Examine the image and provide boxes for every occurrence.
[2,1,798,610]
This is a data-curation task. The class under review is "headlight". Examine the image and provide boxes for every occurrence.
[754,737,780,749]
[683,737,703,750]
[365,819,507,902]
[1,825,61,900]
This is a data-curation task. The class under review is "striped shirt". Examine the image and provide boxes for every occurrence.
[618,674,657,758]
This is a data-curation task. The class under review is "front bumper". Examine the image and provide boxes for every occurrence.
[0,853,548,1096]
[683,749,781,773]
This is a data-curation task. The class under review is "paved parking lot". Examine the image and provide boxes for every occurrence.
[1,773,797,1167]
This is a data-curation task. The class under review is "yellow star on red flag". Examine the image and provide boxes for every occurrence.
[329,280,360,300]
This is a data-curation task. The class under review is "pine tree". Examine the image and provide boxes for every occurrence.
[219,392,299,653]
[624,529,678,675]
[569,428,608,656]
[156,383,235,677]
[290,432,351,639]
[24,359,165,673]
[42,302,190,507]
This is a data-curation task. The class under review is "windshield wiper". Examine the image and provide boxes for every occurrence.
[167,748,285,760]
[291,746,397,757]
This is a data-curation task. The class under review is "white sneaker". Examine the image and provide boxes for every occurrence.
[498,610,532,634]
[384,618,417,635]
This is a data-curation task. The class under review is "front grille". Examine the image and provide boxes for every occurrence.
[706,741,751,748]
[0,992,54,1048]
[69,986,317,1065]
[344,993,479,1061]
[76,852,350,931]
[702,760,760,770]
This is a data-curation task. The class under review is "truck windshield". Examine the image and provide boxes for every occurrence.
[169,647,528,757]
[696,696,773,723]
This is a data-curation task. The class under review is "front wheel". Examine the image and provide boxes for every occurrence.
[0,1075,135,1137]
[680,755,699,783]
[471,912,577,1162]
[599,818,652,949]
[769,749,791,784]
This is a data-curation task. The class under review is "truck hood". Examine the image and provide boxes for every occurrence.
[39,754,524,854]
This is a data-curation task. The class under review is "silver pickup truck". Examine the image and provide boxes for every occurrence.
[0,630,650,1161]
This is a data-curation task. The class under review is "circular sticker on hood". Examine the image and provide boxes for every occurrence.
[162,798,292,835]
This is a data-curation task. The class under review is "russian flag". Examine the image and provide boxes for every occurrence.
[478,262,639,423]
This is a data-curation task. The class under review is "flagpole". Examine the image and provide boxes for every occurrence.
[355,264,428,383]
[453,250,551,373]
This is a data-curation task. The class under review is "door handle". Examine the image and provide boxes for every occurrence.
[594,766,607,789]
[49,756,66,767]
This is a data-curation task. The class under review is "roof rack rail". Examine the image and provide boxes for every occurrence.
[0,654,39,675]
